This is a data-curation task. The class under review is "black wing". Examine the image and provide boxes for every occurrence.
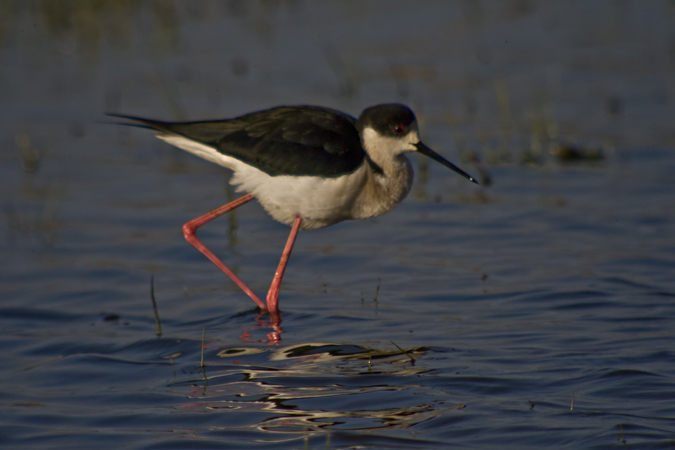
[109,106,366,177]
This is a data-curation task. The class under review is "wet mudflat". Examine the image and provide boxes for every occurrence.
[1,2,675,449]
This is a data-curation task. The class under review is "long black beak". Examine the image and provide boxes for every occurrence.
[414,142,479,184]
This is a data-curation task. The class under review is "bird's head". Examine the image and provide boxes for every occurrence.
[356,104,478,184]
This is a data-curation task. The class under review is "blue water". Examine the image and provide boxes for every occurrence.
[2,1,675,448]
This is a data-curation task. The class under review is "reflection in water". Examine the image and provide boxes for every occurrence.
[173,343,439,438]
[238,312,283,344]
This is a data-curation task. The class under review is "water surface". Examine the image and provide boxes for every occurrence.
[1,1,675,448]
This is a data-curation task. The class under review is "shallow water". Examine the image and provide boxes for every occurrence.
[2,1,675,449]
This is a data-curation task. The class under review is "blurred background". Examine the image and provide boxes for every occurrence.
[1,1,674,449]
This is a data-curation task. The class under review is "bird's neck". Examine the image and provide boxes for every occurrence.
[351,150,414,220]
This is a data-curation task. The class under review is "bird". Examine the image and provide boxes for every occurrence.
[110,104,477,323]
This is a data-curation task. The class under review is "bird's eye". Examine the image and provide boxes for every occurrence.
[392,124,406,134]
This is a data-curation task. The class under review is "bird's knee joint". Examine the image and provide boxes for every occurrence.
[183,223,196,239]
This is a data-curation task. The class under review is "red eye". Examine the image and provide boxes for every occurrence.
[392,124,406,134]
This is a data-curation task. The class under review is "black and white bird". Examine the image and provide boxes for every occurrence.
[110,104,477,322]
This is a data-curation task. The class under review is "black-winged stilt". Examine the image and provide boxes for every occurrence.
[110,104,477,323]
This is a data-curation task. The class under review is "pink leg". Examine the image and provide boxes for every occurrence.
[182,194,267,310]
[266,215,302,319]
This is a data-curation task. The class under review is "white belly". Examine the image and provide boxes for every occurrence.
[158,134,371,230]
[233,163,370,230]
